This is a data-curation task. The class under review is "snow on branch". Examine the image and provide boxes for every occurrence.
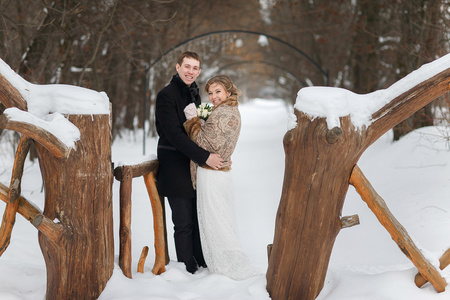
[0,58,112,156]
[0,58,110,117]
[295,53,450,130]
[0,108,77,157]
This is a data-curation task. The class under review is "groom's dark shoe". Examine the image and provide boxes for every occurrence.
[185,257,199,274]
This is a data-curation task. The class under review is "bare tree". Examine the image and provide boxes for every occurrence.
[0,0,448,140]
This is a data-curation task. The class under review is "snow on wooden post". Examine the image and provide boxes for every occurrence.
[266,55,450,300]
[0,59,114,299]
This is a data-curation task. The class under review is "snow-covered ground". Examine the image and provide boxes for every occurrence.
[0,98,449,299]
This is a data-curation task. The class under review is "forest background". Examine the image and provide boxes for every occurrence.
[0,0,449,142]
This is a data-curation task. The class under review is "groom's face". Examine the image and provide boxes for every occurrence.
[176,57,201,86]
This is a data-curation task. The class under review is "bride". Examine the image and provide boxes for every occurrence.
[183,75,258,280]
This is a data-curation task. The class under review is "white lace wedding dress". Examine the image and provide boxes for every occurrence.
[196,167,259,280]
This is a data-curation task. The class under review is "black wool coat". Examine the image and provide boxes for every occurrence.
[155,74,210,198]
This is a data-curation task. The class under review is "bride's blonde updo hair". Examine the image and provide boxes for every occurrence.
[204,75,241,99]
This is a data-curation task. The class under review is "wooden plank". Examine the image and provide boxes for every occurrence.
[0,183,63,245]
[32,214,64,245]
[114,160,158,181]
[350,165,447,293]
[0,136,31,256]
[137,246,149,273]
[118,166,132,279]
[415,248,450,287]
[341,214,360,228]
[143,172,166,275]
[0,182,41,221]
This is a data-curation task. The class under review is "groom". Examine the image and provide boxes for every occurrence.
[155,51,223,273]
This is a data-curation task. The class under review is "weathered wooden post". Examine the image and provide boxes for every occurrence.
[0,59,114,299]
[266,113,366,300]
[266,59,450,299]
[35,113,114,299]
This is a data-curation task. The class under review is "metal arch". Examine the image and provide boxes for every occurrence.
[146,29,329,85]
[204,60,308,88]
[142,29,329,154]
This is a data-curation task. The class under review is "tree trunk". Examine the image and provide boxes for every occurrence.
[266,113,366,300]
[36,114,114,299]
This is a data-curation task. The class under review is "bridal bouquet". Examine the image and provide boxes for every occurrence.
[197,103,213,121]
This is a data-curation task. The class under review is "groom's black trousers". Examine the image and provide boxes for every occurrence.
[167,196,205,267]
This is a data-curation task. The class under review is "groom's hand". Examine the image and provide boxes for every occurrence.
[206,153,223,170]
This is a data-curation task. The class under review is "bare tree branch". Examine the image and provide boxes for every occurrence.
[77,0,119,84]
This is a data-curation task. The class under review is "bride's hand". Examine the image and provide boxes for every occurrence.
[184,103,197,120]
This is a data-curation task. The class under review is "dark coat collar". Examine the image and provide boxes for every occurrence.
[171,74,199,90]
[171,74,199,102]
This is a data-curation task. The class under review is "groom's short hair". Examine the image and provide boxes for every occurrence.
[178,51,201,66]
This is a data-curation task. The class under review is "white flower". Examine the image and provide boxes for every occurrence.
[197,103,212,121]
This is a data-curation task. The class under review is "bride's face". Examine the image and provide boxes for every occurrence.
[208,83,230,106]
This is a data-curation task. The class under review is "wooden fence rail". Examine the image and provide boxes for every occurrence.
[350,165,447,292]
[113,159,168,278]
